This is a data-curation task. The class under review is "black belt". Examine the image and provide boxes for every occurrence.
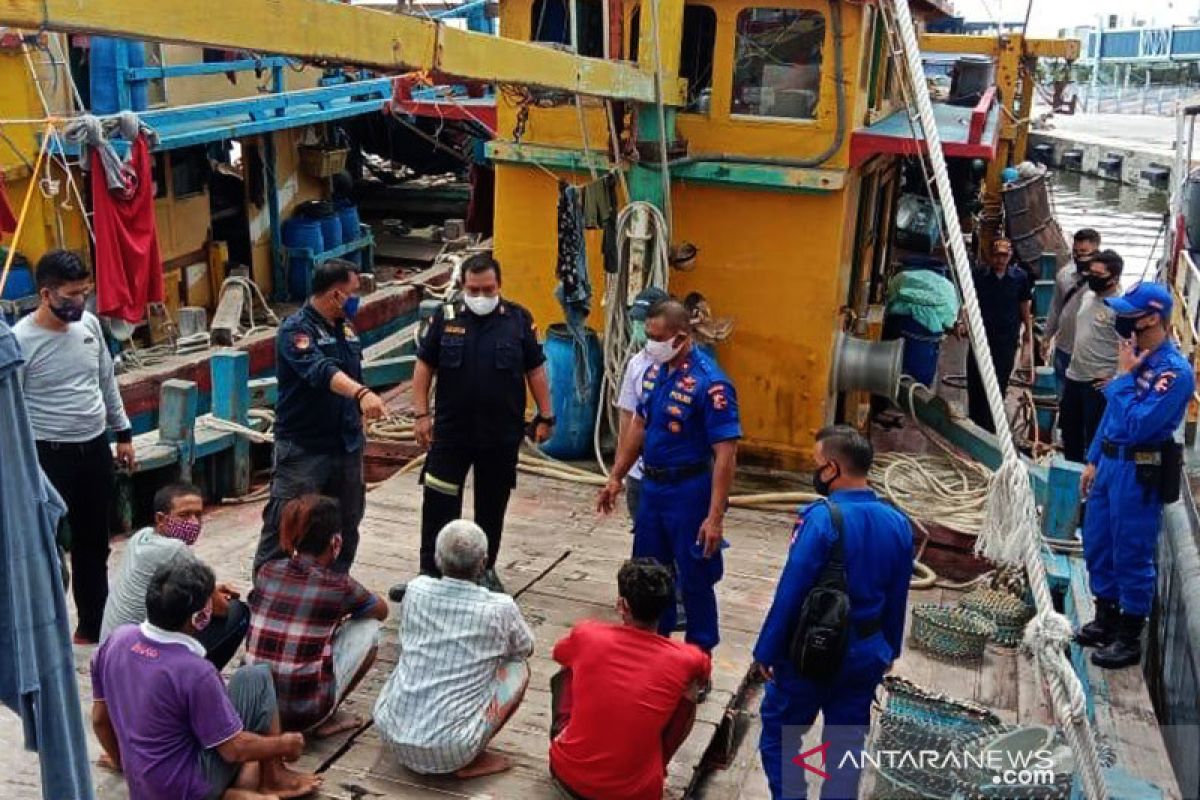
[642,461,710,483]
[36,435,108,453]
[1100,439,1168,464]
[856,617,882,639]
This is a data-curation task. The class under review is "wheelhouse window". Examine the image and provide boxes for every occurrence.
[731,8,825,120]
[531,0,605,57]
[629,5,717,113]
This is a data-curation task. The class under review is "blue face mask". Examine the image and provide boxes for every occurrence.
[342,295,360,320]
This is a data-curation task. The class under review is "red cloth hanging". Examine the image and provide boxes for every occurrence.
[0,171,17,234]
[91,135,163,324]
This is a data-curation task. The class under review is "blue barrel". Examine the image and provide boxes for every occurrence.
[282,217,324,300]
[0,251,34,300]
[336,201,362,266]
[540,324,603,460]
[883,313,941,388]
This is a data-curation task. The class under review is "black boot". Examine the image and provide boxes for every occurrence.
[1091,612,1145,669]
[1075,598,1118,648]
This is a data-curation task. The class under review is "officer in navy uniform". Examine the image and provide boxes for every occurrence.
[598,299,741,665]
[390,253,554,599]
[752,425,912,800]
[252,259,386,574]
[1075,281,1194,669]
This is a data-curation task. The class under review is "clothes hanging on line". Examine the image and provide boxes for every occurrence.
[91,133,164,324]
[0,172,17,234]
[555,181,595,400]
[581,172,619,274]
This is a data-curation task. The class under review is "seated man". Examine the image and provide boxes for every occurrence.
[246,494,388,735]
[101,482,248,669]
[374,520,534,778]
[91,557,321,800]
[549,558,711,800]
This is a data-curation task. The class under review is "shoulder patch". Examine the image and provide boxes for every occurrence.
[292,332,312,351]
[1155,371,1178,394]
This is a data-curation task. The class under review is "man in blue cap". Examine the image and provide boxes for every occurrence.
[1075,281,1194,669]
[597,299,741,682]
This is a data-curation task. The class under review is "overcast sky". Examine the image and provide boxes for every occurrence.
[951,0,1200,36]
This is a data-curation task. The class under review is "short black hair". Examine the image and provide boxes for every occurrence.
[646,299,692,334]
[816,424,873,477]
[35,250,89,291]
[311,259,359,295]
[1074,228,1101,245]
[153,482,203,516]
[1092,249,1124,279]
[617,558,674,625]
[462,253,501,284]
[145,556,215,631]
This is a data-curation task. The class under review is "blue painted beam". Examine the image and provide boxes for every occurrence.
[265,132,285,303]
[248,355,416,408]
[158,379,199,482]
[211,352,251,496]
[126,57,289,81]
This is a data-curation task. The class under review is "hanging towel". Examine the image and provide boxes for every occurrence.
[63,112,159,192]
[555,182,595,400]
[0,322,96,800]
[581,172,619,274]
[0,171,17,234]
[91,133,164,324]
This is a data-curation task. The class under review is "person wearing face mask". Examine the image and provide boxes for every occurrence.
[100,483,248,669]
[1075,281,1193,669]
[90,557,321,798]
[247,494,389,735]
[1059,250,1124,463]
[1045,228,1102,394]
[253,259,386,575]
[597,299,741,674]
[13,249,136,645]
[751,426,912,800]
[389,253,554,600]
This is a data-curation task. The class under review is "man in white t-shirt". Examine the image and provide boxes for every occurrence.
[614,288,668,518]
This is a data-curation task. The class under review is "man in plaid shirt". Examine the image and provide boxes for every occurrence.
[248,495,389,734]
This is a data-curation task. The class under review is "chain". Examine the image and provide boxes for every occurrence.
[513,100,530,144]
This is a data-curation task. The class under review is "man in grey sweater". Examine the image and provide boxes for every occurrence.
[13,250,136,644]
[1044,228,1101,393]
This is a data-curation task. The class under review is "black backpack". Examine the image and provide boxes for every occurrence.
[788,502,851,682]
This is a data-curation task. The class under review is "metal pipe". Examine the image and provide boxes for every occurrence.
[667,0,845,171]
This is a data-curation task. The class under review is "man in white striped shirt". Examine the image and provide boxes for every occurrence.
[374,520,533,777]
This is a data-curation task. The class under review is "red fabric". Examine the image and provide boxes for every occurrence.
[549,621,711,800]
[0,171,17,234]
[92,135,163,323]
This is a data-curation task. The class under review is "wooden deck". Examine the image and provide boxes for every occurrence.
[0,462,1183,798]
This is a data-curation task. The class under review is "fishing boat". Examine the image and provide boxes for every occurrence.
[0,1,1190,798]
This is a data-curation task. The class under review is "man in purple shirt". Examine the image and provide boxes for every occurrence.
[91,557,322,800]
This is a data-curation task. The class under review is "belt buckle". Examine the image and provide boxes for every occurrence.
[1133,451,1161,466]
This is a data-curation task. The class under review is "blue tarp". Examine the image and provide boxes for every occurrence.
[0,321,95,800]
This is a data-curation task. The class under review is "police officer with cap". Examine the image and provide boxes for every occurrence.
[597,298,741,664]
[751,425,912,800]
[390,253,554,599]
[1075,281,1194,669]
[253,259,385,574]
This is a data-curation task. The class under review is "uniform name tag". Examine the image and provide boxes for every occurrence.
[670,391,693,404]
[445,325,467,335]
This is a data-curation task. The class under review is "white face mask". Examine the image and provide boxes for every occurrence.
[464,294,499,316]
[645,336,683,364]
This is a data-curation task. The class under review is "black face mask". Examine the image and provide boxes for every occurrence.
[48,294,85,323]
[812,460,840,497]
[1114,315,1150,340]
[1085,275,1113,293]
[1074,256,1093,273]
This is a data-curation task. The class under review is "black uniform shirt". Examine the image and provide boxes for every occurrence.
[274,303,365,453]
[972,265,1033,348]
[418,299,546,448]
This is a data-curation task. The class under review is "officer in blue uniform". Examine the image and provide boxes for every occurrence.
[1075,281,1194,669]
[598,299,741,658]
[752,425,912,800]
[252,259,387,574]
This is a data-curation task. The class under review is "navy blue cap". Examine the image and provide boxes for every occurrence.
[629,287,670,321]
[1104,281,1173,317]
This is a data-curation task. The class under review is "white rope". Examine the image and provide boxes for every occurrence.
[592,201,671,473]
[219,276,281,340]
[882,2,1108,797]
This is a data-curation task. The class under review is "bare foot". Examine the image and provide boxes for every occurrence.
[222,790,280,800]
[96,752,121,773]
[454,749,512,779]
[260,764,322,799]
[311,710,364,738]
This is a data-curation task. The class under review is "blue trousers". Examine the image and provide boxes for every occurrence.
[1054,347,1071,398]
[759,672,880,800]
[1082,454,1164,616]
[632,473,722,651]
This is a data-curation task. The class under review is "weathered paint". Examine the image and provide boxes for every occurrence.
[0,0,674,103]
[211,351,251,496]
[157,378,199,481]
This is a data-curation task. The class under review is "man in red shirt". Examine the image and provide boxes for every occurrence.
[549,559,711,799]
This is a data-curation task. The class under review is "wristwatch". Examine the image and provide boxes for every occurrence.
[533,413,556,426]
